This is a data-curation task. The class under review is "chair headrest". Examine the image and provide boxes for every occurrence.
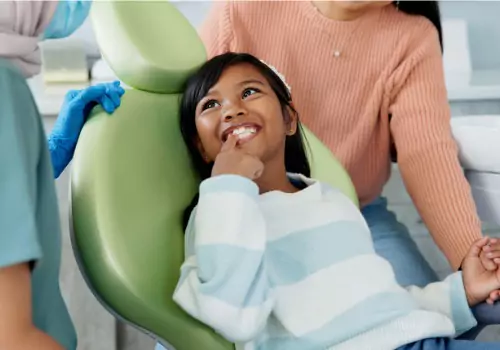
[91,1,206,94]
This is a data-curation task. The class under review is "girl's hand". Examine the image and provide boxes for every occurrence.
[211,135,264,180]
[462,237,500,306]
[486,290,500,305]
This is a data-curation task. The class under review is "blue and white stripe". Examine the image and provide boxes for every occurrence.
[173,174,477,349]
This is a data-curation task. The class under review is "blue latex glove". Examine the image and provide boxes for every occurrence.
[48,81,125,178]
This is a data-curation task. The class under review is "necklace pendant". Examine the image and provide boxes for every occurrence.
[333,50,341,58]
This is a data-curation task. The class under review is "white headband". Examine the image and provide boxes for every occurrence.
[260,59,292,94]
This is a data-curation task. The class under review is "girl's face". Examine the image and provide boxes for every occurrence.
[194,63,296,165]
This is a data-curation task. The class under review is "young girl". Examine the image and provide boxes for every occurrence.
[172,52,500,350]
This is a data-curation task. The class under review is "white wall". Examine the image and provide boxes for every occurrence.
[72,1,212,58]
[440,1,500,70]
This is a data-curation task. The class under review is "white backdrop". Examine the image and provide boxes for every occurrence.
[70,1,213,58]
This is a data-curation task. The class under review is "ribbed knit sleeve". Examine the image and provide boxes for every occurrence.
[389,23,482,270]
[198,1,233,58]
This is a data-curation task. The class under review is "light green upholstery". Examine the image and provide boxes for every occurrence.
[70,2,357,350]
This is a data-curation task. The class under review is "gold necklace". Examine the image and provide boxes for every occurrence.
[311,5,372,59]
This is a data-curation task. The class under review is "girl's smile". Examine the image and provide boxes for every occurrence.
[221,122,262,145]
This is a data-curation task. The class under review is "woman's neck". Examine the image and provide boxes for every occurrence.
[311,1,370,21]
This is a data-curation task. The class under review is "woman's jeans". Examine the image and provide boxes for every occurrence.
[363,197,500,339]
[398,338,500,350]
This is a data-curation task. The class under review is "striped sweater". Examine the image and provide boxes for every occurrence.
[173,174,477,350]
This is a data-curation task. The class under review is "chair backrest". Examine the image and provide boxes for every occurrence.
[70,2,357,350]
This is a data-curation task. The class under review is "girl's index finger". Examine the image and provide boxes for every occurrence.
[221,134,238,152]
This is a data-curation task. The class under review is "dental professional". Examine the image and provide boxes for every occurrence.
[0,1,123,349]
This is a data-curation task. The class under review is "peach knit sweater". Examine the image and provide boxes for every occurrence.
[198,1,481,269]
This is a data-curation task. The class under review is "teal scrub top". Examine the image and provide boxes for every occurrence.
[0,59,77,349]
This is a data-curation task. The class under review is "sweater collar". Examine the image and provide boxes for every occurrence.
[297,1,385,38]
[259,173,322,203]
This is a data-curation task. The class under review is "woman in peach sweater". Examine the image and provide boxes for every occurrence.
[197,0,500,336]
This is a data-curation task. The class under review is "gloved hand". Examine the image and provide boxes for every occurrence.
[48,81,125,178]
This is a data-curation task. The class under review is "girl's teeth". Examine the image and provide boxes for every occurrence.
[232,127,256,136]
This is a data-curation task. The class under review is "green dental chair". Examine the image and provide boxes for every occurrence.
[70,2,358,349]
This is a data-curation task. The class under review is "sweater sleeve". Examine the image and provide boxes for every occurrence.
[406,272,477,336]
[198,2,233,58]
[389,23,482,270]
[173,175,273,343]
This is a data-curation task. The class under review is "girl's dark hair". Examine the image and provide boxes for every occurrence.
[180,52,311,229]
[395,1,443,50]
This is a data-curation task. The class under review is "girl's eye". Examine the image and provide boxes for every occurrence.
[202,99,220,111]
[242,88,260,99]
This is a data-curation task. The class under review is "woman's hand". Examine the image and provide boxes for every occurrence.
[211,135,264,180]
[462,237,500,306]
[479,238,500,271]
[48,81,125,178]
[52,81,125,145]
[479,238,500,304]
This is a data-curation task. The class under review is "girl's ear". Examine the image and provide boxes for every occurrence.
[285,104,298,136]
